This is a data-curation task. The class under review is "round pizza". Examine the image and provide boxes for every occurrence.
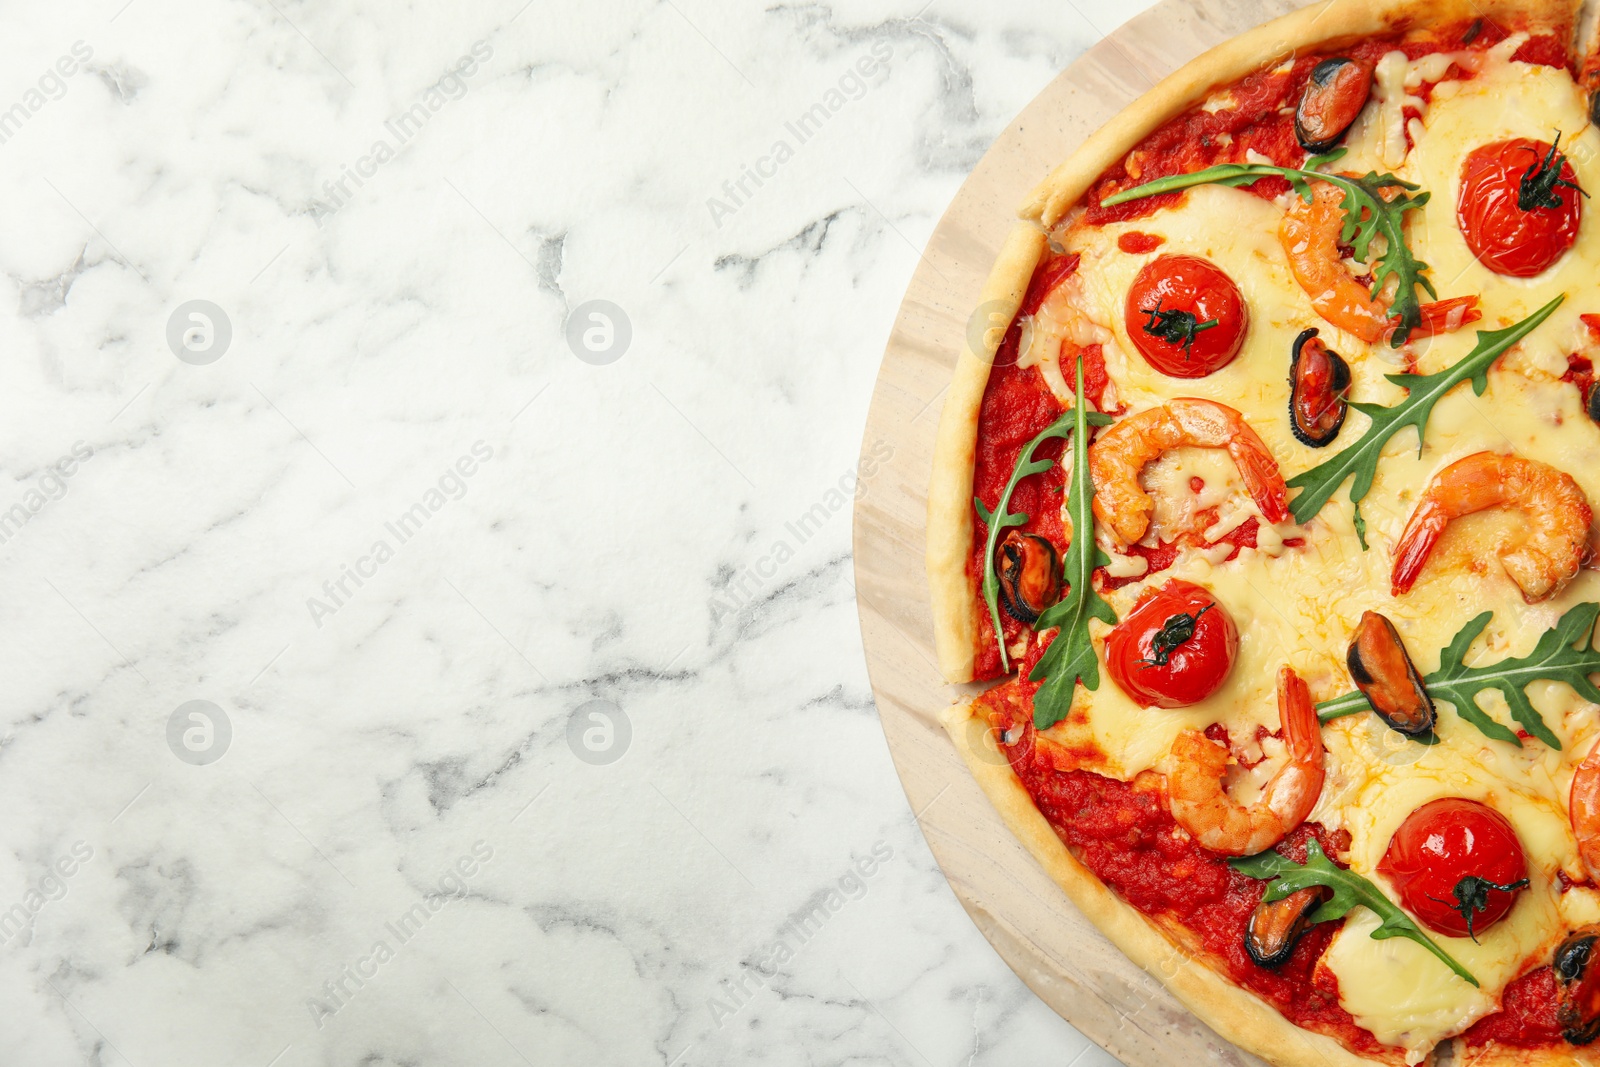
[925,1,1600,1063]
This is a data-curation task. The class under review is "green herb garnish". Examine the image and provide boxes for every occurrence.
[1429,875,1529,943]
[1102,149,1435,345]
[1140,605,1211,668]
[1319,602,1600,748]
[975,409,1111,673]
[1230,839,1479,987]
[1517,133,1587,212]
[1141,302,1217,358]
[1027,355,1117,729]
[1284,295,1565,524]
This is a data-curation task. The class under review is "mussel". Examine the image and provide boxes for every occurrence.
[1556,927,1600,1045]
[1295,58,1373,154]
[1289,328,1351,448]
[1347,611,1435,737]
[997,531,1061,625]
[1245,886,1328,968]
[1586,384,1600,427]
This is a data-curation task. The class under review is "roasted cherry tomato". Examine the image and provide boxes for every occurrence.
[1378,797,1529,940]
[1105,579,1238,708]
[1458,137,1586,277]
[1125,255,1248,378]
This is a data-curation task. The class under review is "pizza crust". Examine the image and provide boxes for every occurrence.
[1448,1042,1600,1065]
[926,222,1046,683]
[923,0,1581,684]
[1022,0,1580,229]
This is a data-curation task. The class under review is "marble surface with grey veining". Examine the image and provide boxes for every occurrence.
[0,0,1155,1063]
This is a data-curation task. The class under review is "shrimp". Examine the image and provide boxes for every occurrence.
[1572,736,1600,882]
[1279,180,1480,344]
[1167,667,1326,856]
[1391,451,1592,601]
[1088,398,1289,546]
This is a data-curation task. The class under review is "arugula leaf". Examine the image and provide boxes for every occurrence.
[1027,355,1117,729]
[1230,839,1479,987]
[1285,296,1566,524]
[1318,603,1600,749]
[1100,150,1436,345]
[975,408,1112,672]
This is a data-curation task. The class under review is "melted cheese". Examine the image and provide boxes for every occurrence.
[1313,741,1568,1060]
[1373,50,1417,170]
[1142,447,1240,539]
[1019,272,1121,408]
[1039,47,1600,1061]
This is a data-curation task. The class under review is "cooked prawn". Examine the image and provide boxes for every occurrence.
[1391,451,1591,601]
[1088,398,1289,546]
[1572,736,1600,882]
[1167,667,1326,856]
[1280,180,1480,344]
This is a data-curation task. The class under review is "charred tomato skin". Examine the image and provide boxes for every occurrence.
[1288,328,1351,447]
[1105,579,1238,708]
[1378,798,1529,939]
[1124,255,1249,378]
[1458,138,1584,277]
[1295,58,1373,153]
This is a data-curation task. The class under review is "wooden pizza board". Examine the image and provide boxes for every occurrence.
[851,2,1315,1064]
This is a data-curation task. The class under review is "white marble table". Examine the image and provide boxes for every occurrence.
[0,0,1154,1062]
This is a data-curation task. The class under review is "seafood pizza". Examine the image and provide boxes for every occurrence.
[925,1,1600,1063]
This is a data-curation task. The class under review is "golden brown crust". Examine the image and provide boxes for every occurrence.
[926,223,1045,683]
[940,700,1400,1067]
[1443,1040,1600,1065]
[1022,0,1580,228]
[924,0,1580,685]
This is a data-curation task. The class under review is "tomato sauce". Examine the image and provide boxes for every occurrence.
[1461,966,1566,1048]
[1117,231,1164,254]
[978,692,1387,1055]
